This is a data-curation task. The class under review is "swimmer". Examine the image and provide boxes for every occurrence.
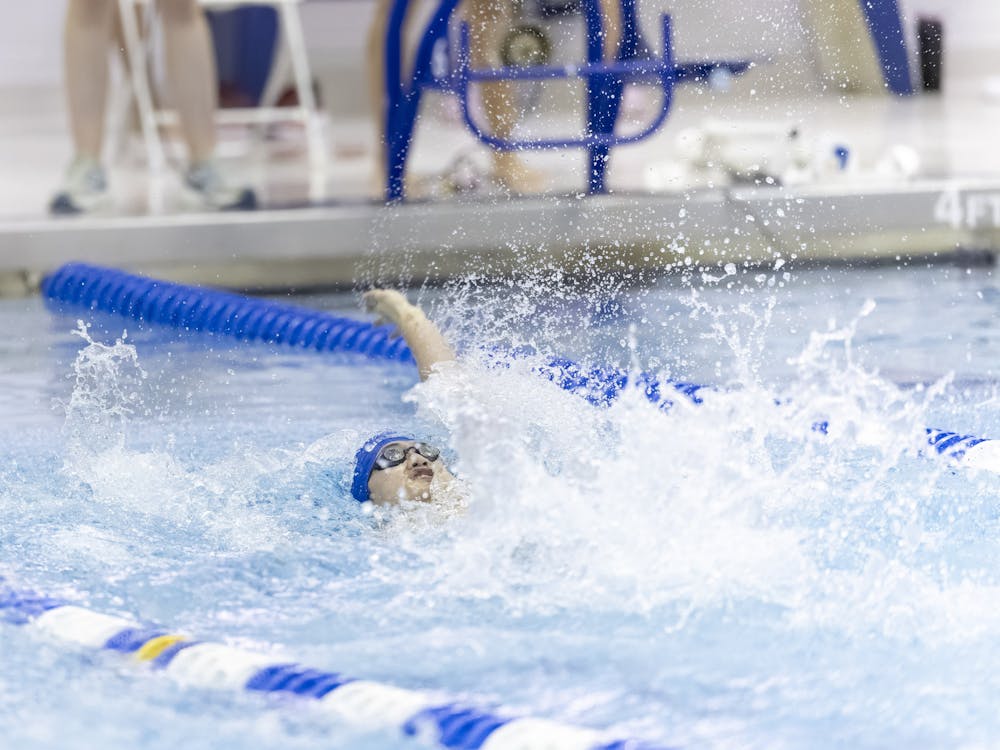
[351,290,457,505]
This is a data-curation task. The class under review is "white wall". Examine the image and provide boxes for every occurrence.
[0,0,67,89]
[899,0,1000,49]
[0,0,996,93]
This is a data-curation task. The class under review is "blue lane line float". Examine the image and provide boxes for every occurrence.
[40,263,1000,473]
[924,427,1000,469]
[535,358,1000,469]
[0,581,669,750]
[41,263,414,363]
[41,263,707,408]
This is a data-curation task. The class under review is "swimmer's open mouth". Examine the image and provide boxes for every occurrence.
[410,467,434,480]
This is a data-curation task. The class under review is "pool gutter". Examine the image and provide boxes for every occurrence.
[0,178,998,297]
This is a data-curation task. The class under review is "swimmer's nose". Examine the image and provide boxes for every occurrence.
[408,450,430,467]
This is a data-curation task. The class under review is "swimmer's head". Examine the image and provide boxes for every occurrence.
[351,432,454,505]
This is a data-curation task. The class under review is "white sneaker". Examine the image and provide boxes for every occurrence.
[181,161,257,211]
[50,157,111,215]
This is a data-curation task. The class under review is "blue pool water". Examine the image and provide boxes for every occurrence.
[2,262,1000,749]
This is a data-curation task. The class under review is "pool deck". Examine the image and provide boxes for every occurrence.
[3,177,999,296]
[3,70,1000,296]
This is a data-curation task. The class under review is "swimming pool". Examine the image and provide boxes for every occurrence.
[2,261,1000,749]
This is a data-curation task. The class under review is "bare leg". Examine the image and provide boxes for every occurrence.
[158,0,217,163]
[598,0,621,58]
[367,0,617,197]
[365,0,385,196]
[111,5,143,140]
[64,0,116,161]
[466,0,545,193]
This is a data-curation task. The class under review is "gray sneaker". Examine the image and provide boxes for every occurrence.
[50,157,111,215]
[182,161,256,211]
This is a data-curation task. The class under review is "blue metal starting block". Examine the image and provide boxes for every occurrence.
[382,0,751,201]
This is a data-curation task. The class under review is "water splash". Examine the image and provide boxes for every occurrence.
[355,291,1000,649]
[59,322,146,456]
[53,324,295,553]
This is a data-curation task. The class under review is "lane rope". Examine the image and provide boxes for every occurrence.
[41,263,414,362]
[40,263,1000,471]
[0,580,667,750]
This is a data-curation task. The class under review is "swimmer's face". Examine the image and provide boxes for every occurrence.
[366,441,454,505]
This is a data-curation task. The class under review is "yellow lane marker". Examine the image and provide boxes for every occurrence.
[135,634,187,661]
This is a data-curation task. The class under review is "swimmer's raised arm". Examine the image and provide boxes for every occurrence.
[363,289,456,381]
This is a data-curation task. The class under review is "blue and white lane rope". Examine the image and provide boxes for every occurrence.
[40,263,1000,473]
[0,582,666,750]
[924,428,1000,469]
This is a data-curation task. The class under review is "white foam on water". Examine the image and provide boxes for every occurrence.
[41,286,1000,658]
[358,293,1000,648]
[55,325,294,554]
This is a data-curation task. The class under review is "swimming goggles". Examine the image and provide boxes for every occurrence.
[373,442,441,470]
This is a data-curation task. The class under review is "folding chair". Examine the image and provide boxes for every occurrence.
[116,0,326,204]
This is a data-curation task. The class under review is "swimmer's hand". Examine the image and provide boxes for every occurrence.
[363,289,417,336]
[363,289,456,381]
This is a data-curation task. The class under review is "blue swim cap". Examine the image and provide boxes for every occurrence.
[351,432,414,502]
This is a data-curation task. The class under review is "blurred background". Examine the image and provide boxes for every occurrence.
[1,0,998,292]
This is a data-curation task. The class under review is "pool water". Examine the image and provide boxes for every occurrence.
[2,262,1000,749]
